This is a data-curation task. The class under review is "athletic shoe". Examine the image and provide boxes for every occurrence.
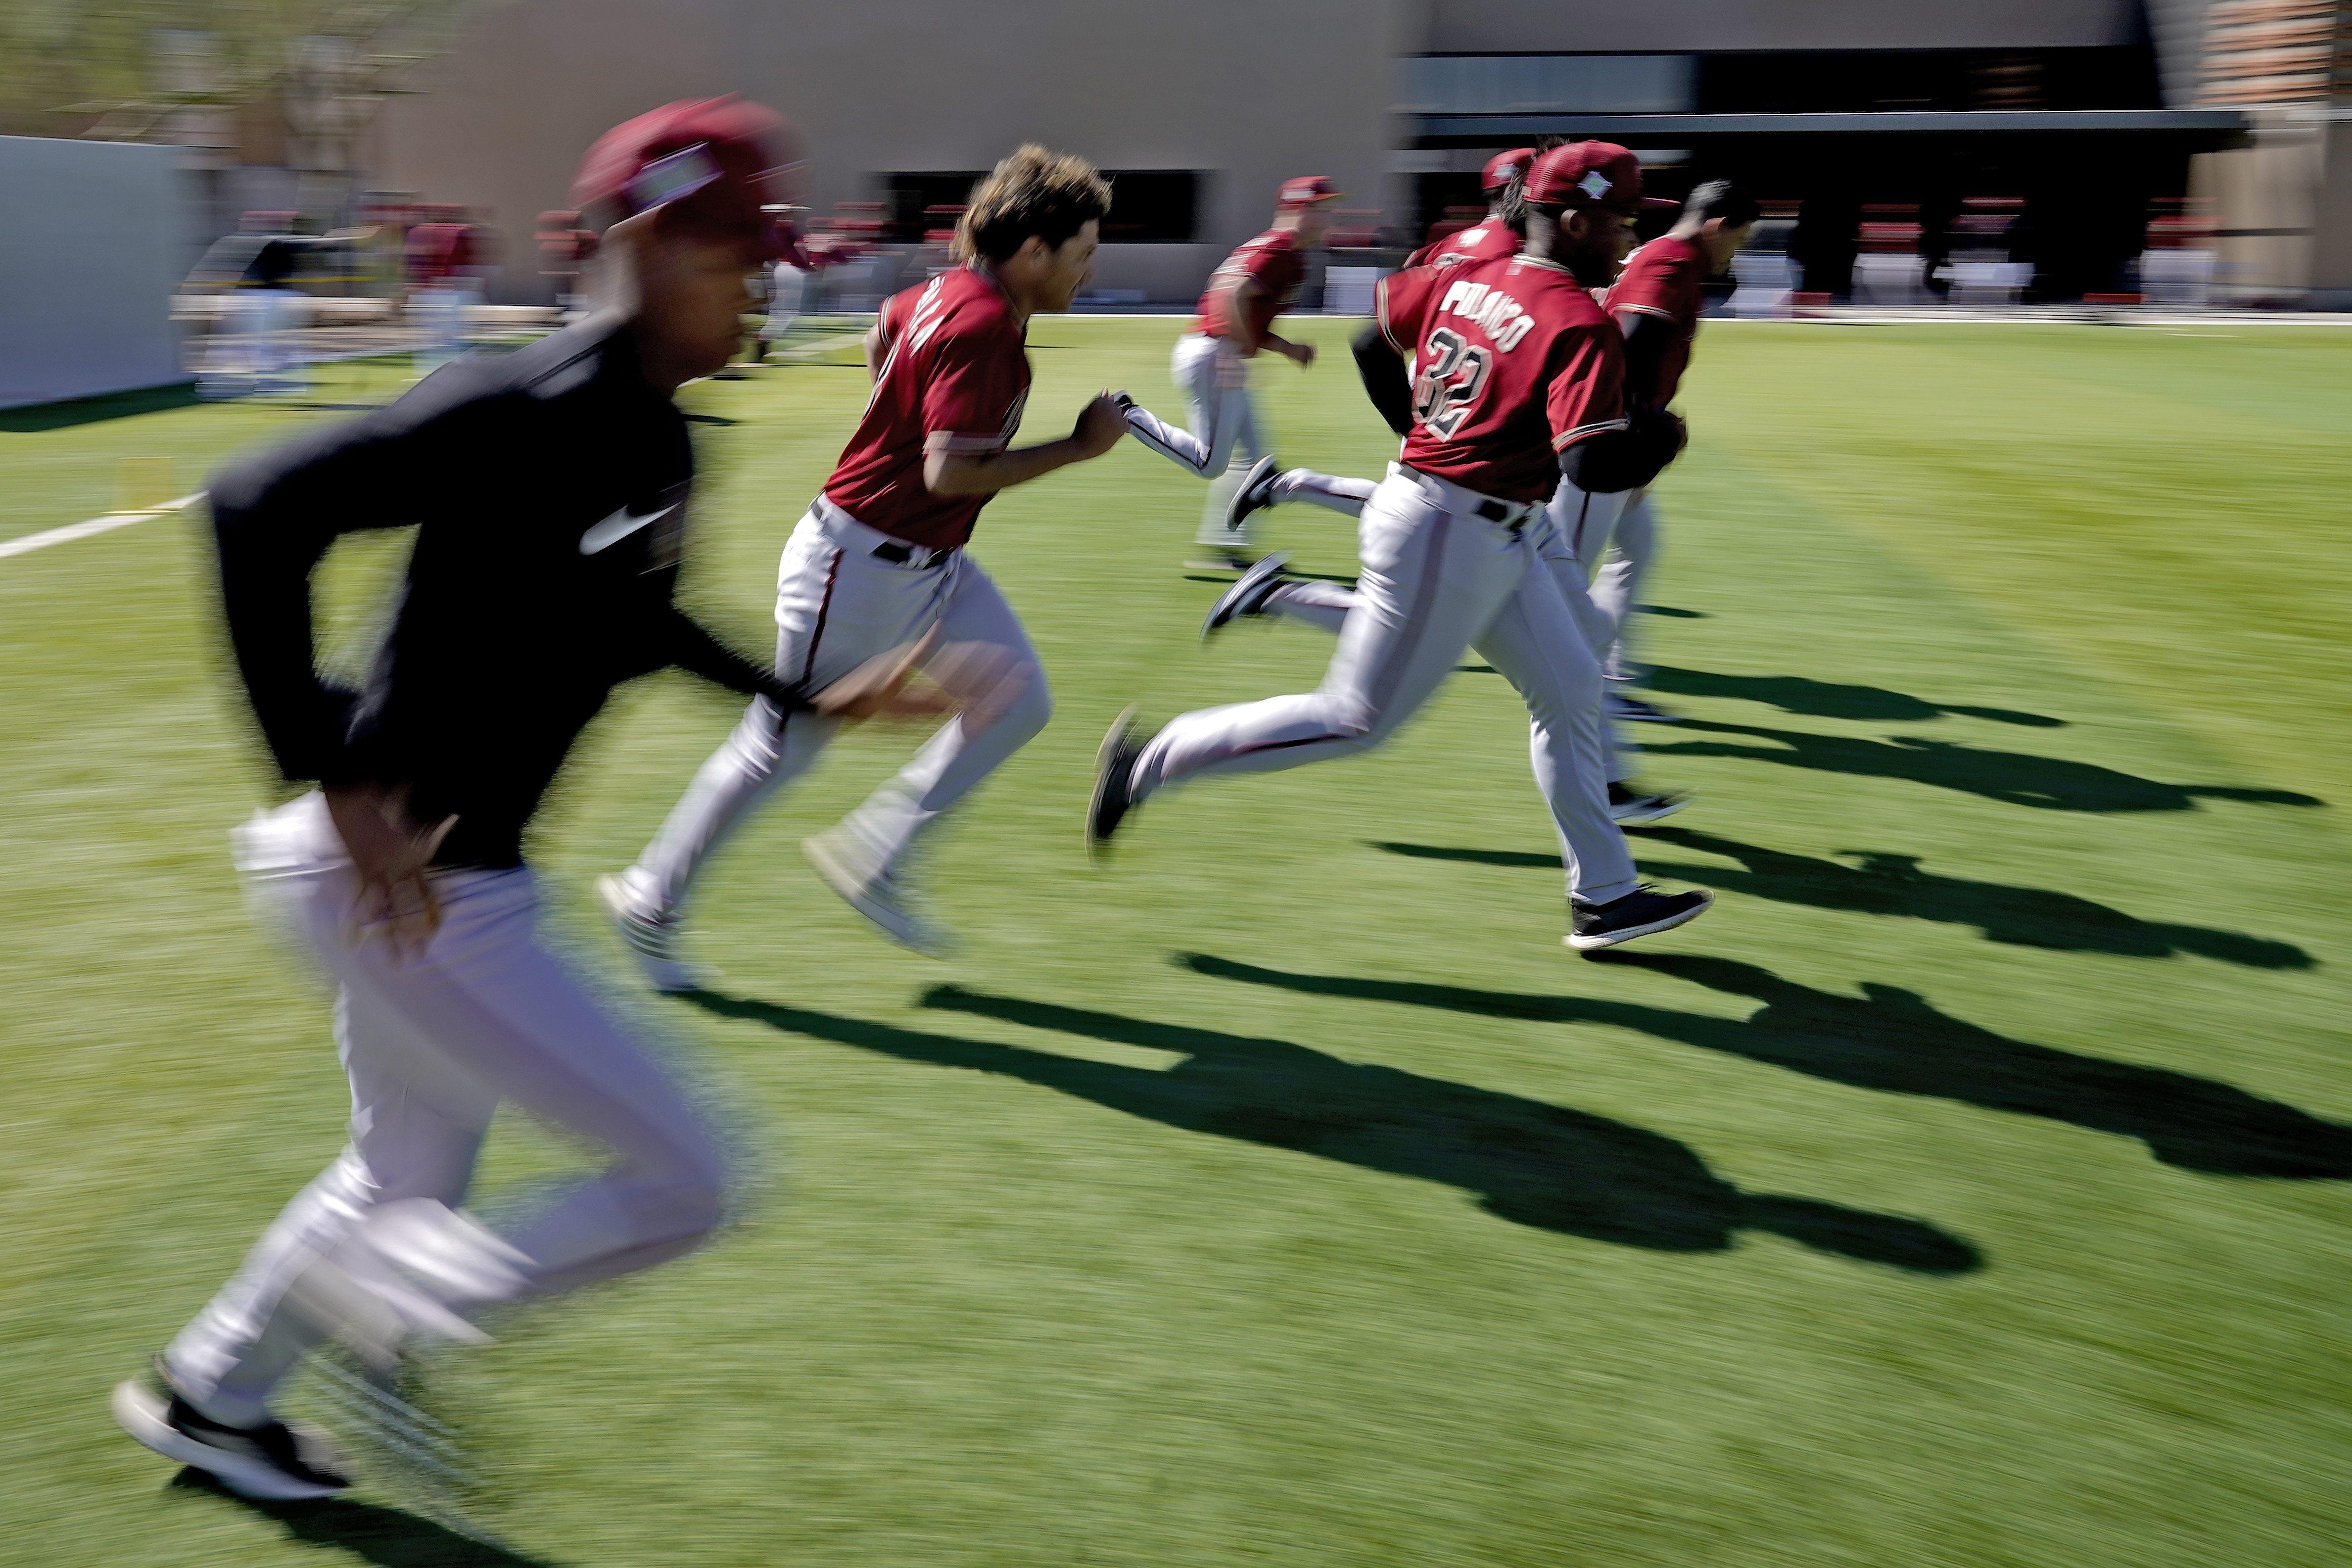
[595,874,706,993]
[1185,547,1258,572]
[1223,455,1282,539]
[112,1372,351,1501]
[1565,885,1714,950]
[803,828,954,957]
[1202,551,1295,639]
[1087,706,1152,858]
[1605,693,1680,723]
[1608,782,1691,825]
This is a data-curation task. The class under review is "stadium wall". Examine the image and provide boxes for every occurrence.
[0,137,188,409]
[363,0,1413,306]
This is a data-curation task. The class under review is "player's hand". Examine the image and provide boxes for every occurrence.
[1071,391,1127,459]
[810,625,958,721]
[324,783,458,963]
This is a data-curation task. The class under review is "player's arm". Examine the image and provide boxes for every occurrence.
[922,393,1126,497]
[1613,308,1675,417]
[1352,326,1413,435]
[1550,327,1681,495]
[656,599,949,720]
[209,417,439,786]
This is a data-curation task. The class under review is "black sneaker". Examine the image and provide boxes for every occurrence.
[1202,551,1296,639]
[1566,885,1713,950]
[1223,454,1282,539]
[112,1373,351,1500]
[1087,706,1153,858]
[1608,781,1691,825]
[1605,693,1680,723]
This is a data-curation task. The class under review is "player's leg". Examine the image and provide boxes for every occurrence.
[1194,380,1263,563]
[1471,568,1639,907]
[606,511,858,941]
[1127,480,1516,796]
[1270,467,1379,517]
[1590,485,1658,683]
[806,555,1049,951]
[1121,333,1234,475]
[300,846,731,1320]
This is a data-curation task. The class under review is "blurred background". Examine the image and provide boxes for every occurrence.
[3,0,2349,407]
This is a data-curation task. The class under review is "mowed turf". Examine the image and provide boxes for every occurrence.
[2,319,2347,1568]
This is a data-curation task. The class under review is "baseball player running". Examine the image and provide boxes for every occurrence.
[601,145,1125,973]
[1575,178,1758,720]
[1200,147,1692,826]
[1404,147,1535,268]
[111,99,955,1501]
[1120,175,1374,570]
[1090,143,1710,951]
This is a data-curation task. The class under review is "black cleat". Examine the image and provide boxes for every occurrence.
[1566,885,1714,950]
[1608,781,1691,825]
[1223,454,1282,538]
[1087,706,1153,858]
[1605,693,1680,723]
[1202,551,1296,639]
[1185,547,1259,572]
[113,1371,352,1500]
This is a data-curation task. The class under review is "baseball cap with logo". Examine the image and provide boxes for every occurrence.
[1277,175,1345,209]
[1480,148,1538,193]
[1521,142,1677,212]
[572,95,806,258]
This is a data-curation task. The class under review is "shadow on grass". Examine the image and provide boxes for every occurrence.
[0,381,203,431]
[1372,830,2314,969]
[166,1469,555,1566]
[686,989,1979,1274]
[1183,952,2352,1178]
[1644,718,2324,813]
[1638,604,1705,618]
[1641,665,2063,726]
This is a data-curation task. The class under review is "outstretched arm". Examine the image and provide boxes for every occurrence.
[922,391,1127,497]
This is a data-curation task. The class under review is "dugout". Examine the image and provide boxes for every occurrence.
[0,136,189,409]
[1409,108,2250,301]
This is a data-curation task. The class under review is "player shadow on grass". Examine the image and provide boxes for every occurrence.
[1182,953,2352,1179]
[166,1469,557,1566]
[1640,665,2063,727]
[1642,718,2324,813]
[685,989,1979,1274]
[1372,830,2314,969]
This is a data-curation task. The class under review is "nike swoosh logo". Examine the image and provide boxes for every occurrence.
[579,502,678,555]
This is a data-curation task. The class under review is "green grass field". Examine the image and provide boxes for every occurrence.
[4,319,2348,1568]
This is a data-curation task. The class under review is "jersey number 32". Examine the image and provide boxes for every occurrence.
[1411,329,1492,439]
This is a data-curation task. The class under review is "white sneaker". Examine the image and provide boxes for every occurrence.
[803,828,954,957]
[113,1375,352,1501]
[595,874,708,993]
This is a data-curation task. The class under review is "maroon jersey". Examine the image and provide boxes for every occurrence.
[824,265,1030,551]
[1377,256,1627,504]
[1195,229,1305,341]
[1603,234,1706,407]
[1406,219,1522,270]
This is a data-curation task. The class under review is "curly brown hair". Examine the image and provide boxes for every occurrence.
[955,144,1112,263]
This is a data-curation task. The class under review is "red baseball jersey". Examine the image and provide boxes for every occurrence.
[1377,256,1628,505]
[823,265,1030,551]
[1195,229,1305,341]
[1406,219,1522,270]
[1602,234,1706,408]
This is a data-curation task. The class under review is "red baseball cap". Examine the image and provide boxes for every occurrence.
[572,95,805,257]
[1278,175,1345,209]
[1480,148,1538,192]
[1522,142,1677,212]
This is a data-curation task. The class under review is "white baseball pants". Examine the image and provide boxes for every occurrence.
[1123,334,1376,550]
[165,794,732,1426]
[1131,465,1638,905]
[1587,486,1658,682]
[617,499,1049,918]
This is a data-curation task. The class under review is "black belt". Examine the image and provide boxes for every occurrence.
[1475,498,1534,532]
[871,540,952,568]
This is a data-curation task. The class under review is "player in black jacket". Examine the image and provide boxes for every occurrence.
[112,98,946,1501]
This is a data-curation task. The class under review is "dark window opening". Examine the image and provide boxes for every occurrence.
[878,169,1199,245]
